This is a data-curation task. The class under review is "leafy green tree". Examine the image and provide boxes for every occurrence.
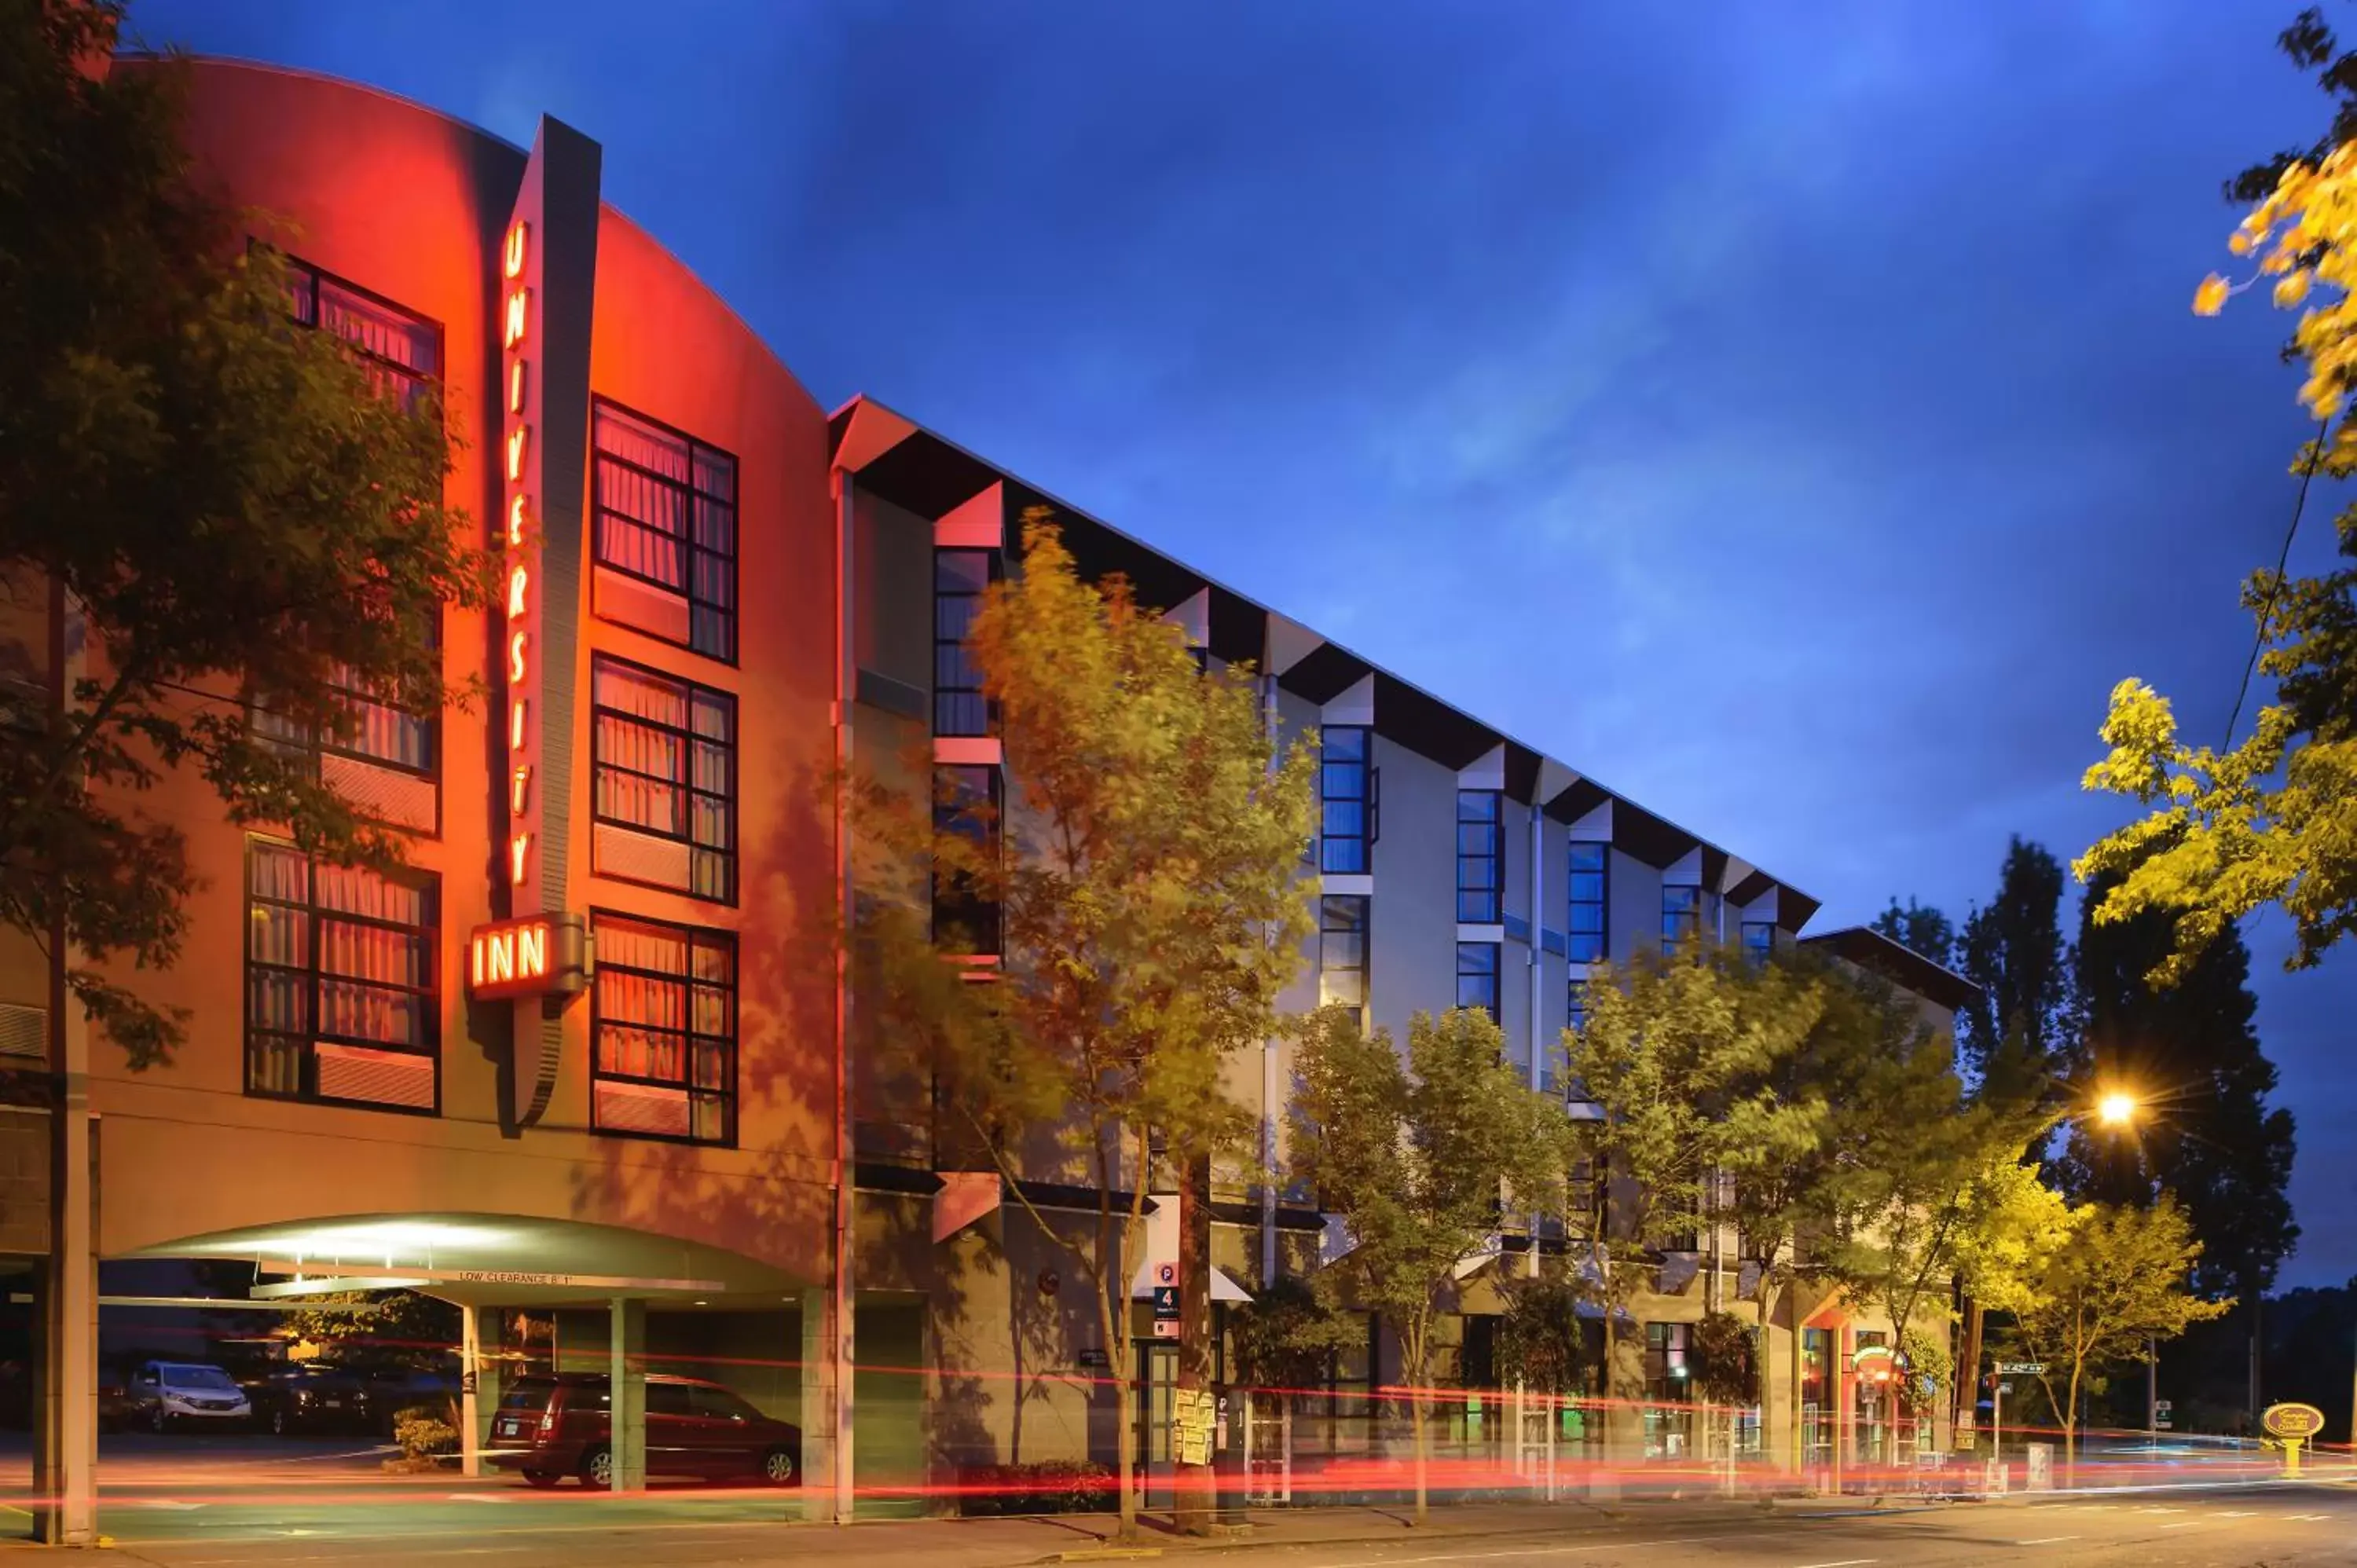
[1956,838,2077,1108]
[1563,947,1821,1448]
[2003,1198,2233,1470]
[1803,962,2047,1455]
[2080,9,2357,984]
[2066,868,2298,1306]
[1687,1309,1758,1479]
[1229,1273,1357,1396]
[1228,1273,1358,1481]
[1494,1272,1591,1401]
[853,515,1315,1539]
[1289,1004,1571,1523]
[0,0,489,1064]
[1870,897,1956,968]
[277,1290,460,1376]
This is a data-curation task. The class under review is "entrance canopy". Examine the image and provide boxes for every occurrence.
[123,1212,808,1310]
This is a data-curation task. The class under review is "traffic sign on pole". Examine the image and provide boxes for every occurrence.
[1996,1361,2046,1376]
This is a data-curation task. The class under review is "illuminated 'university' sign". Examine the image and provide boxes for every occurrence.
[467,913,588,1002]
[500,214,541,904]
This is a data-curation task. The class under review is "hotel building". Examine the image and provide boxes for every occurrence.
[0,53,1978,1536]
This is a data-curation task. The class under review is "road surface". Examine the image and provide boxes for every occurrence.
[0,1434,2349,1564]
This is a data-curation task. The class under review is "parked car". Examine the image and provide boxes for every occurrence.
[97,1373,134,1433]
[126,1361,251,1431]
[482,1372,800,1489]
[245,1363,379,1435]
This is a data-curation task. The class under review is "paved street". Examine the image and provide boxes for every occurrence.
[0,1430,2342,1568]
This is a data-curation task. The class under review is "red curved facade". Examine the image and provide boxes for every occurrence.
[64,58,841,1284]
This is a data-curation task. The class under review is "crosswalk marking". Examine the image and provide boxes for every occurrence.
[2016,1537,2080,1546]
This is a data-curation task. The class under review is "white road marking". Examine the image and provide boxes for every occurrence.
[2016,1537,2081,1546]
[445,1493,506,1503]
[2220,1509,2257,1516]
[131,1500,205,1510]
[2286,1513,2331,1520]
[1792,1559,1878,1567]
[2160,1522,2198,1530]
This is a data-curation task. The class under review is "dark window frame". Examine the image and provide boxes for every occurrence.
[241,835,441,1118]
[588,907,739,1149]
[1662,885,1703,957]
[1318,894,1369,1015]
[1320,727,1375,875]
[1567,841,1608,964]
[1456,789,1503,924]
[589,651,739,907]
[591,396,741,666]
[934,548,999,737]
[933,763,1003,955]
[260,255,445,815]
[1741,920,1777,963]
[1455,940,1501,1021]
[280,251,443,407]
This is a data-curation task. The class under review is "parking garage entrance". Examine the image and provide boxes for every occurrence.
[108,1213,827,1499]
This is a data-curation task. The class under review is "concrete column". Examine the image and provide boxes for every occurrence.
[800,1286,851,1522]
[34,584,97,1548]
[609,1298,646,1493]
[34,979,97,1540]
[460,1306,503,1478]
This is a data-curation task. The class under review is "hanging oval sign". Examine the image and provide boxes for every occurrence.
[2262,1401,2326,1440]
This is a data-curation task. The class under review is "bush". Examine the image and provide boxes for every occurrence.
[391,1405,457,1460]
[957,1460,1116,1516]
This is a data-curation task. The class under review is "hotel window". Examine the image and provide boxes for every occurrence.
[1318,895,1369,1013]
[591,912,737,1145]
[1455,941,1500,1021]
[1456,789,1502,922]
[1567,842,1608,963]
[1644,1321,1694,1396]
[935,550,996,737]
[1741,921,1777,964]
[1320,727,1375,875]
[253,650,440,836]
[1662,885,1703,957]
[933,764,1002,956]
[591,656,736,904]
[285,257,439,408]
[263,261,442,829]
[592,399,739,663]
[244,838,438,1114]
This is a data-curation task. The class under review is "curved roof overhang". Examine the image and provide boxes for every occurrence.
[123,1212,809,1310]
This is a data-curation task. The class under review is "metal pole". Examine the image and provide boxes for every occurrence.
[2145,1335,2156,1451]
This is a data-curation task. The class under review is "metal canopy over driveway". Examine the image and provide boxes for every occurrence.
[123,1212,805,1309]
[121,1212,813,1493]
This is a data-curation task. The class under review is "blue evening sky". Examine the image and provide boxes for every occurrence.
[137,0,2356,1286]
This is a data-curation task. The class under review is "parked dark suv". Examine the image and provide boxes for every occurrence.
[246,1364,380,1435]
[482,1373,800,1489]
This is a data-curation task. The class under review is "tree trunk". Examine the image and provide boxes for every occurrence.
[1959,1297,1985,1451]
[1407,1320,1430,1525]
[2065,1360,2080,1484]
[1174,1152,1214,1534]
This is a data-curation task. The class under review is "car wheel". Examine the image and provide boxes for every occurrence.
[150,1406,169,1435]
[522,1470,560,1489]
[578,1445,613,1490]
[760,1445,798,1488]
[269,1407,288,1437]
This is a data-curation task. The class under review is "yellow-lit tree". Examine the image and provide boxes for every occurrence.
[2080,119,2357,984]
[852,513,1316,1539]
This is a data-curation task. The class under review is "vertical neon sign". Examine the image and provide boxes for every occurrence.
[501,218,540,908]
